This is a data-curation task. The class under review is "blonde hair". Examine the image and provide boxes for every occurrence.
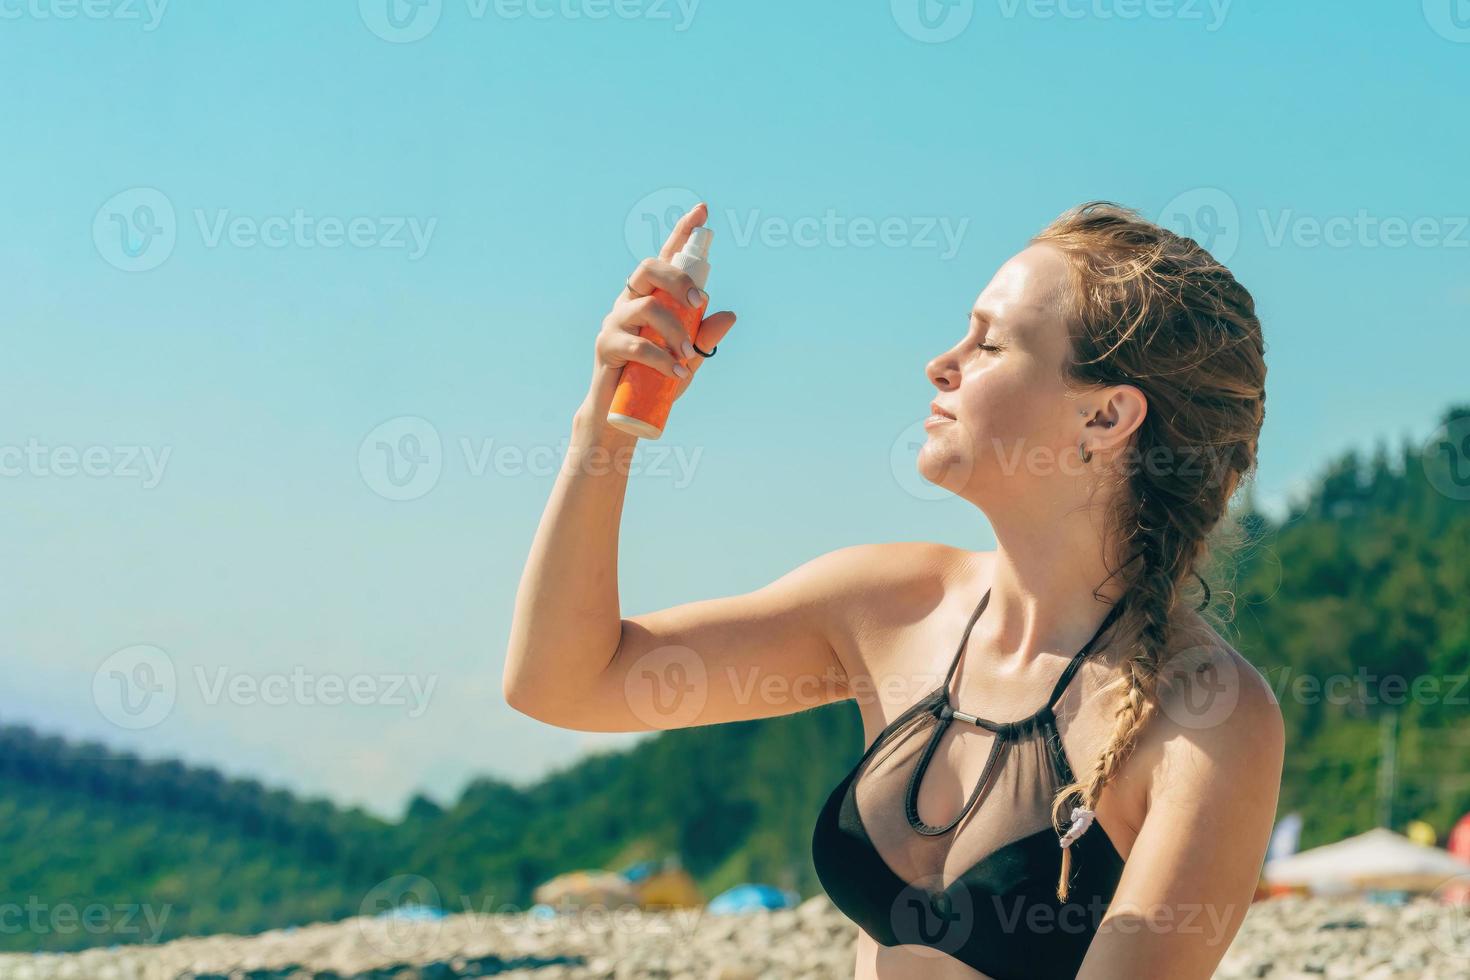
[1031,202,1268,900]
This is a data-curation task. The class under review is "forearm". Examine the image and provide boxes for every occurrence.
[503,381,640,711]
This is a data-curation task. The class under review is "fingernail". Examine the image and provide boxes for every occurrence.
[681,340,696,358]
[688,287,706,307]
[673,363,690,379]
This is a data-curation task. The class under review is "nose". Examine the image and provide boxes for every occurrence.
[926,350,959,391]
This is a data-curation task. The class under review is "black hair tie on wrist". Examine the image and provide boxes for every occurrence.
[692,341,717,358]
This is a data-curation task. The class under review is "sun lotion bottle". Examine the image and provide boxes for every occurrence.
[606,226,714,439]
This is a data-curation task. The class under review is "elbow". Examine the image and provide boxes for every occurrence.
[501,659,571,726]
[501,656,543,720]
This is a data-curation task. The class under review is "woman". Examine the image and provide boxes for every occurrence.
[504,201,1284,979]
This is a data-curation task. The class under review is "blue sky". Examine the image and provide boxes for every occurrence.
[1,1,1466,818]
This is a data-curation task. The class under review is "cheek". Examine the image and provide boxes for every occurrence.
[959,364,1054,436]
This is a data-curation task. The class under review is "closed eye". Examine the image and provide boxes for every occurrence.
[976,342,1002,353]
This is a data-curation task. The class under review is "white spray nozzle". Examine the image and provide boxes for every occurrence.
[681,226,713,261]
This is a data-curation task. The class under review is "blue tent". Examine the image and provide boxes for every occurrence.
[707,883,799,914]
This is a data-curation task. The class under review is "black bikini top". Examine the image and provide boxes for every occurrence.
[811,587,1130,979]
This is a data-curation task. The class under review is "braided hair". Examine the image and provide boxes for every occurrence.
[1031,202,1267,900]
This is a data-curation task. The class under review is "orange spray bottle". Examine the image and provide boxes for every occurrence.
[606,226,713,439]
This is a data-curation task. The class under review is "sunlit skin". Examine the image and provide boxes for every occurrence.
[506,205,1284,980]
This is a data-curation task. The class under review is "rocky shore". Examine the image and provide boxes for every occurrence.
[0,894,1464,979]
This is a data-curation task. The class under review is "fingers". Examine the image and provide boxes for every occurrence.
[600,330,687,380]
[610,294,697,360]
[658,203,708,263]
[623,257,707,311]
[680,310,736,381]
[693,310,737,353]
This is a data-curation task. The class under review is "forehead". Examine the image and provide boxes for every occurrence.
[970,243,1072,344]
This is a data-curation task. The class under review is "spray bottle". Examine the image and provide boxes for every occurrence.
[606,227,714,439]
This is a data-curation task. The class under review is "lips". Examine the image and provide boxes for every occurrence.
[929,401,957,420]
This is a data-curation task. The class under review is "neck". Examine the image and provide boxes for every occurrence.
[974,503,1129,663]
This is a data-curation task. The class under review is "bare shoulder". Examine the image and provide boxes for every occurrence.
[1130,608,1286,806]
[802,541,992,683]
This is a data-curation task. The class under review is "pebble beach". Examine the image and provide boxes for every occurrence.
[0,894,1465,980]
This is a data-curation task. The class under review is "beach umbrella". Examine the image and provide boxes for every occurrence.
[1449,811,1470,862]
[1263,827,1470,894]
[532,870,640,909]
[634,866,704,909]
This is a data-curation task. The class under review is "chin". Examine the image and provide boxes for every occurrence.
[916,438,975,493]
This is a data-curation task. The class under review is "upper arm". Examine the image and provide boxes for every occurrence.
[518,542,943,733]
[1078,646,1286,980]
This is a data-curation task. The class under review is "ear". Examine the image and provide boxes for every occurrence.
[1081,384,1147,457]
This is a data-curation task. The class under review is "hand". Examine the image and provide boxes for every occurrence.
[585,203,737,418]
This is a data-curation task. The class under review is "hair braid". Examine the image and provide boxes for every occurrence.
[1031,202,1267,901]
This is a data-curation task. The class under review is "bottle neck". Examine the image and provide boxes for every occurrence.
[672,253,711,290]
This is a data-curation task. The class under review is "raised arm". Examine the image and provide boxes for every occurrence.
[503,203,858,732]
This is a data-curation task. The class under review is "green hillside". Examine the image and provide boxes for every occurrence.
[2,405,1466,952]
